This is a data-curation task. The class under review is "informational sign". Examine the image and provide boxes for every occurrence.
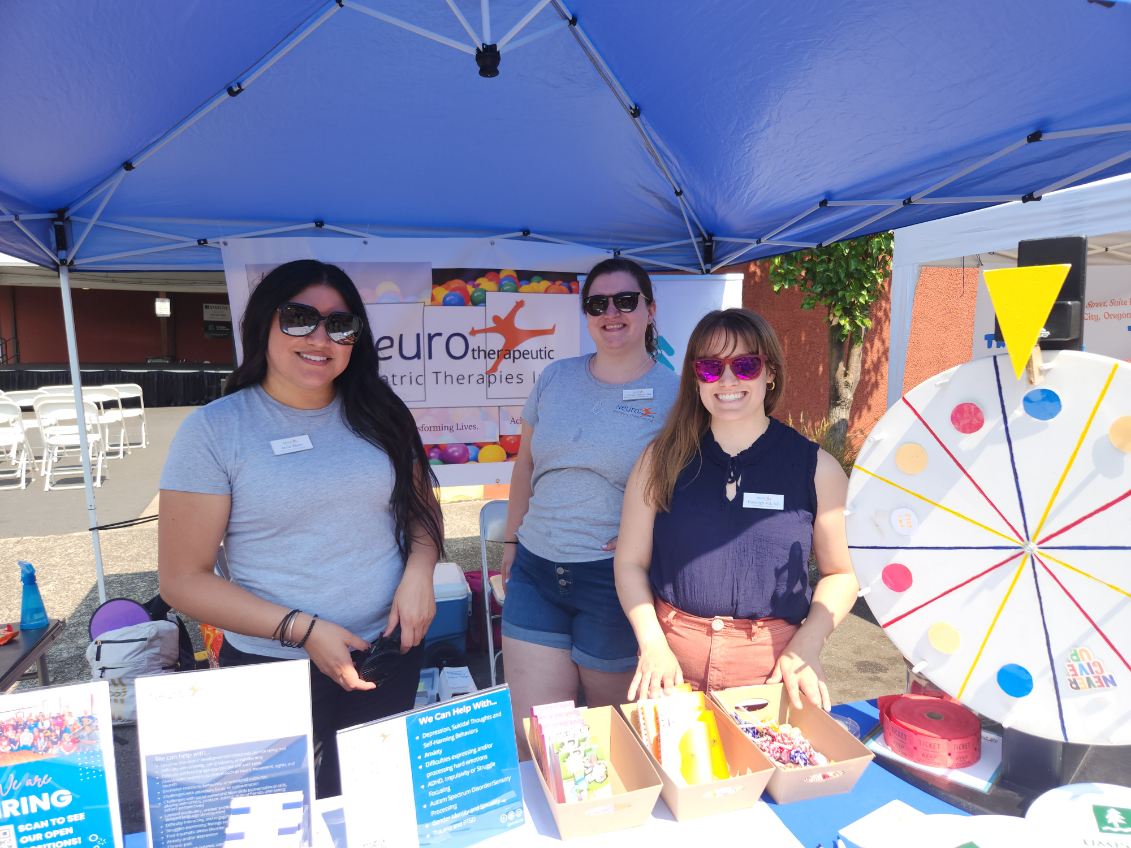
[221,237,741,486]
[972,265,1131,361]
[203,304,232,323]
[0,681,123,848]
[135,661,315,848]
[337,686,522,848]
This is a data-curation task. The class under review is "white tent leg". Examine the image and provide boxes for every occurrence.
[58,263,108,604]
[886,254,922,411]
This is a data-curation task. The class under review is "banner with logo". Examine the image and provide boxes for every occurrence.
[972,265,1131,362]
[221,238,740,486]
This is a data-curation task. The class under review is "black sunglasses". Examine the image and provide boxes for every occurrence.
[582,291,650,317]
[277,302,362,345]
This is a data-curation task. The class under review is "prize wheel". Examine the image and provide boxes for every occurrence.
[846,350,1131,744]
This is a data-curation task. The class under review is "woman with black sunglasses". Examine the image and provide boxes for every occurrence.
[158,259,443,797]
[614,308,858,711]
[500,257,679,756]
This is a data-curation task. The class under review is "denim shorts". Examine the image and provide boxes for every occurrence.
[502,543,638,673]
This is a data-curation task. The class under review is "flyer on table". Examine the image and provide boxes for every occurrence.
[338,686,523,848]
[0,680,123,848]
[135,661,315,848]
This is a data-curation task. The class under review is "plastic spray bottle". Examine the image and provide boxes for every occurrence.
[19,560,49,630]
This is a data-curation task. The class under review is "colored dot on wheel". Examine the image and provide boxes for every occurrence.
[890,507,918,536]
[950,402,985,434]
[895,443,928,475]
[1023,388,1062,421]
[882,563,913,592]
[1110,416,1131,453]
[928,622,961,654]
[997,663,1034,698]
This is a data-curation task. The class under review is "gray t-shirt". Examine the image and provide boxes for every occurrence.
[519,354,679,562]
[160,385,404,659]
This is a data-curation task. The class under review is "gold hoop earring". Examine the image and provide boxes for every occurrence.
[767,380,776,391]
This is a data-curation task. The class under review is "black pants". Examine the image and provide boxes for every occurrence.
[218,639,423,798]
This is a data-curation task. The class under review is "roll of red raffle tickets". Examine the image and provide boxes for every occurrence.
[878,694,982,769]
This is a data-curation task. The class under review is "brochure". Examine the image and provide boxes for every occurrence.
[0,681,123,848]
[135,660,315,848]
[338,685,522,848]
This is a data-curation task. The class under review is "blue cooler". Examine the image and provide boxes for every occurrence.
[423,562,470,658]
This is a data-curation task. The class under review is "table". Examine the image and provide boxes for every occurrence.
[123,725,966,848]
[0,618,65,691]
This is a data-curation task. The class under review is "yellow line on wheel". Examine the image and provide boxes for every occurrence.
[1039,551,1131,600]
[1033,362,1119,539]
[852,466,1019,545]
[958,556,1028,699]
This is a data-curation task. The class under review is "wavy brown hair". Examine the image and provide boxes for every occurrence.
[645,308,786,511]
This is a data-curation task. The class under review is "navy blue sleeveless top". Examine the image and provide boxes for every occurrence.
[650,419,819,623]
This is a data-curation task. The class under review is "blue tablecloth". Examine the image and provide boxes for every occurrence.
[123,700,965,847]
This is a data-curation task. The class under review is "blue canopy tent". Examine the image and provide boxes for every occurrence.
[2,0,1131,598]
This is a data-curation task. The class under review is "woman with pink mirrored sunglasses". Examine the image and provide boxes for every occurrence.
[614,308,858,711]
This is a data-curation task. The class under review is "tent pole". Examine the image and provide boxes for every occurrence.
[57,263,108,603]
[444,0,481,46]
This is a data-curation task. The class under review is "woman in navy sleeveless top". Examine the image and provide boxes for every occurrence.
[614,308,858,710]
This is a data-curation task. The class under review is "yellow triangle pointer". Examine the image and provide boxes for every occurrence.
[983,264,1070,379]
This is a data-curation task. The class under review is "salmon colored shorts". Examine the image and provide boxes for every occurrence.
[655,596,799,692]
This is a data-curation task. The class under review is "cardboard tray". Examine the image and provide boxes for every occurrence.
[523,705,662,840]
[710,684,874,803]
[619,697,775,821]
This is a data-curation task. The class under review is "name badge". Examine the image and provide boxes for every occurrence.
[271,435,313,456]
[743,492,784,510]
[622,387,653,401]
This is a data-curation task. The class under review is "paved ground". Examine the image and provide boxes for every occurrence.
[0,405,906,834]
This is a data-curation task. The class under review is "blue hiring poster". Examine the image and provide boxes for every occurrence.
[0,681,123,848]
[338,686,523,847]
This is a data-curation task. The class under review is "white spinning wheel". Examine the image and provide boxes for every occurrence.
[847,350,1131,745]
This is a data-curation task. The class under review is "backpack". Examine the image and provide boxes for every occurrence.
[86,619,180,724]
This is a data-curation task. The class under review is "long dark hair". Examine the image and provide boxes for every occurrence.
[226,259,443,560]
[645,308,785,511]
[581,257,659,355]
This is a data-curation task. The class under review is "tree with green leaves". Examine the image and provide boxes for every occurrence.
[768,231,893,454]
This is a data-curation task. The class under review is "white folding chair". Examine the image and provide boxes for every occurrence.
[0,399,32,490]
[479,499,509,686]
[3,390,47,468]
[105,383,147,449]
[38,384,75,395]
[83,387,128,459]
[33,397,104,491]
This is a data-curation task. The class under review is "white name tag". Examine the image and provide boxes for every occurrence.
[622,387,654,401]
[743,492,784,510]
[270,435,313,456]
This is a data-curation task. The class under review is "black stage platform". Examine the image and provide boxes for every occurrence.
[0,366,232,407]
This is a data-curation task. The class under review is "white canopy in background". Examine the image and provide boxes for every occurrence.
[888,175,1131,408]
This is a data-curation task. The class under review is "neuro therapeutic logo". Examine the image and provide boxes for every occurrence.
[469,299,556,374]
[613,403,656,420]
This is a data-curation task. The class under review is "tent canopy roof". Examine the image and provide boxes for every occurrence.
[3,0,1131,272]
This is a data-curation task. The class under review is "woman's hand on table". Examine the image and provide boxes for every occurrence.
[387,564,436,652]
[768,633,831,711]
[304,619,375,692]
[628,637,684,700]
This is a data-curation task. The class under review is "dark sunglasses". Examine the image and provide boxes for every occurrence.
[693,354,766,383]
[582,291,650,317]
[277,302,362,345]
[351,626,404,686]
